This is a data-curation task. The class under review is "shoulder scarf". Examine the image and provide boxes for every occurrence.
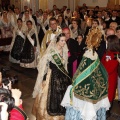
[70,57,108,104]
[17,29,25,40]
[27,29,35,46]
[50,49,70,79]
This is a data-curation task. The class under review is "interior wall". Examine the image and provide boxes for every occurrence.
[69,0,74,11]
[53,0,68,9]
[79,0,108,7]
[47,0,74,11]
[1,0,110,12]
[48,0,54,10]
[107,0,120,9]
[11,0,21,8]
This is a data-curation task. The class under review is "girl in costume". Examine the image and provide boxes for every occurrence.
[9,18,26,63]
[20,20,40,68]
[22,10,36,29]
[69,19,82,39]
[61,27,110,120]
[76,34,86,67]
[32,33,71,120]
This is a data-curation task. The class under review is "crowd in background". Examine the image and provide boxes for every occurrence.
[0,3,120,120]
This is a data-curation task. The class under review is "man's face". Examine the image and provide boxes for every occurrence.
[58,16,62,23]
[27,22,32,29]
[62,29,70,40]
[104,12,109,18]
[53,5,57,10]
[112,11,117,17]
[24,6,28,11]
[89,10,93,16]
[17,20,22,26]
[67,10,70,14]
[50,20,57,31]
[97,12,102,18]
[109,23,117,31]
[14,8,19,14]
[106,29,115,38]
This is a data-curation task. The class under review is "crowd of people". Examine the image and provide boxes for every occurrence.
[0,3,120,120]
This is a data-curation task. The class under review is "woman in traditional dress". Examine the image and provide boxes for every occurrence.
[0,10,13,51]
[38,11,49,46]
[9,18,26,63]
[32,33,71,120]
[58,15,67,29]
[69,19,82,39]
[20,20,40,68]
[22,10,36,28]
[61,27,110,120]
[0,10,13,38]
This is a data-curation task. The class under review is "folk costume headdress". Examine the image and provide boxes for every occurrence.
[86,27,102,50]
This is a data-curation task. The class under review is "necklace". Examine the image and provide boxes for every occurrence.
[59,50,63,58]
[56,45,64,62]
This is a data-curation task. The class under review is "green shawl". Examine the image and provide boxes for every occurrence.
[70,56,108,104]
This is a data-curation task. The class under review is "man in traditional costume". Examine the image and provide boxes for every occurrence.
[40,17,62,56]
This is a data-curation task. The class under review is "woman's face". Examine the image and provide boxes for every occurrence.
[57,36,66,48]
[116,30,120,39]
[58,16,63,23]
[49,12,53,17]
[27,22,32,29]
[43,12,48,19]
[72,21,78,28]
[102,23,106,29]
[35,11,39,17]
[77,36,83,43]
[17,20,22,27]
[25,12,29,18]
[73,11,78,18]
[92,21,98,28]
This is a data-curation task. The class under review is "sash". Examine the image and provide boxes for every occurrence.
[70,58,100,103]
[17,30,25,39]
[27,34,34,46]
[50,49,70,79]
[40,22,46,34]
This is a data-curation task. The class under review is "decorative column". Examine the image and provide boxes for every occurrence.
[21,0,39,13]
[107,0,119,10]
[47,0,54,10]
[39,0,48,11]
[68,0,70,8]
